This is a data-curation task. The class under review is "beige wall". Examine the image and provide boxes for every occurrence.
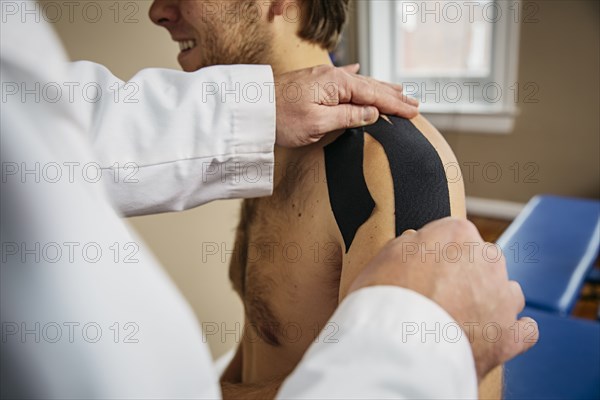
[51,0,598,359]
[51,0,244,359]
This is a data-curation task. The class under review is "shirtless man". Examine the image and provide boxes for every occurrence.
[149,0,502,397]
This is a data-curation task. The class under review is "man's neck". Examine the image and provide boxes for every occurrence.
[270,43,334,188]
[270,39,334,75]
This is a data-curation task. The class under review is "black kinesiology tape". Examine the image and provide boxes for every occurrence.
[324,116,451,252]
[324,128,376,252]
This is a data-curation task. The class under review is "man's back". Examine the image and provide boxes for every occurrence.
[226,114,468,384]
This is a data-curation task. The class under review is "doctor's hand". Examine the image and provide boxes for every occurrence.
[274,64,419,147]
[348,217,539,383]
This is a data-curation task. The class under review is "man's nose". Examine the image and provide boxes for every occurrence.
[149,0,180,27]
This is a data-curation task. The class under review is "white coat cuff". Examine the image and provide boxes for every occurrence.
[278,286,478,399]
[229,65,276,198]
[338,286,478,398]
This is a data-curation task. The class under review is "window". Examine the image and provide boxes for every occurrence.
[358,0,523,133]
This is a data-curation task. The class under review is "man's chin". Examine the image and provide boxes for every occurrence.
[177,52,204,72]
[178,60,206,72]
[180,64,199,72]
[180,61,224,73]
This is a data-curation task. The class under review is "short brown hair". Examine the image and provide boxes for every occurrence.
[297,0,350,51]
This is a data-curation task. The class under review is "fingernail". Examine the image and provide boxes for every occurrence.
[363,107,377,123]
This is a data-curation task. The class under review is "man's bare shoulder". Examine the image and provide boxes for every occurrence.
[361,114,466,218]
[335,115,466,297]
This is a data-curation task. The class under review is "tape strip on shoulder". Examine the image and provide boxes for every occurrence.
[324,128,375,253]
[365,116,451,236]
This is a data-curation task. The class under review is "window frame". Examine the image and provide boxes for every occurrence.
[357,0,523,134]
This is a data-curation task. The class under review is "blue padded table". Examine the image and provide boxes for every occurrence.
[497,195,600,314]
[504,308,600,399]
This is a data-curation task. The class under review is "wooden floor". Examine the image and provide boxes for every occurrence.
[468,215,600,321]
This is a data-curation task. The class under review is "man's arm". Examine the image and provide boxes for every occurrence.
[334,116,503,396]
[335,128,397,299]
[335,114,466,298]
[278,217,538,399]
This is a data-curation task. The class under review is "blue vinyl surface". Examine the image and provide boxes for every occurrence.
[505,308,600,399]
[497,195,600,314]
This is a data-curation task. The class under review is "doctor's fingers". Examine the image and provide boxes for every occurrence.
[314,103,380,133]
[336,65,407,97]
[338,63,361,75]
[336,72,420,117]
[504,316,539,362]
[508,280,526,313]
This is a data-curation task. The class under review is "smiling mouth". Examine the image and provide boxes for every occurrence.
[178,39,196,52]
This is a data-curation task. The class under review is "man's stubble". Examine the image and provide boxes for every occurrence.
[194,2,273,70]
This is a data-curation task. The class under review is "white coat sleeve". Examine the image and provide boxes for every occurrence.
[277,286,479,399]
[65,61,276,216]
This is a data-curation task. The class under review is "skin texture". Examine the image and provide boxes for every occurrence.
[149,0,503,397]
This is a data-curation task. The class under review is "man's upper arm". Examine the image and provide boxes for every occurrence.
[336,116,465,300]
[337,132,397,299]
